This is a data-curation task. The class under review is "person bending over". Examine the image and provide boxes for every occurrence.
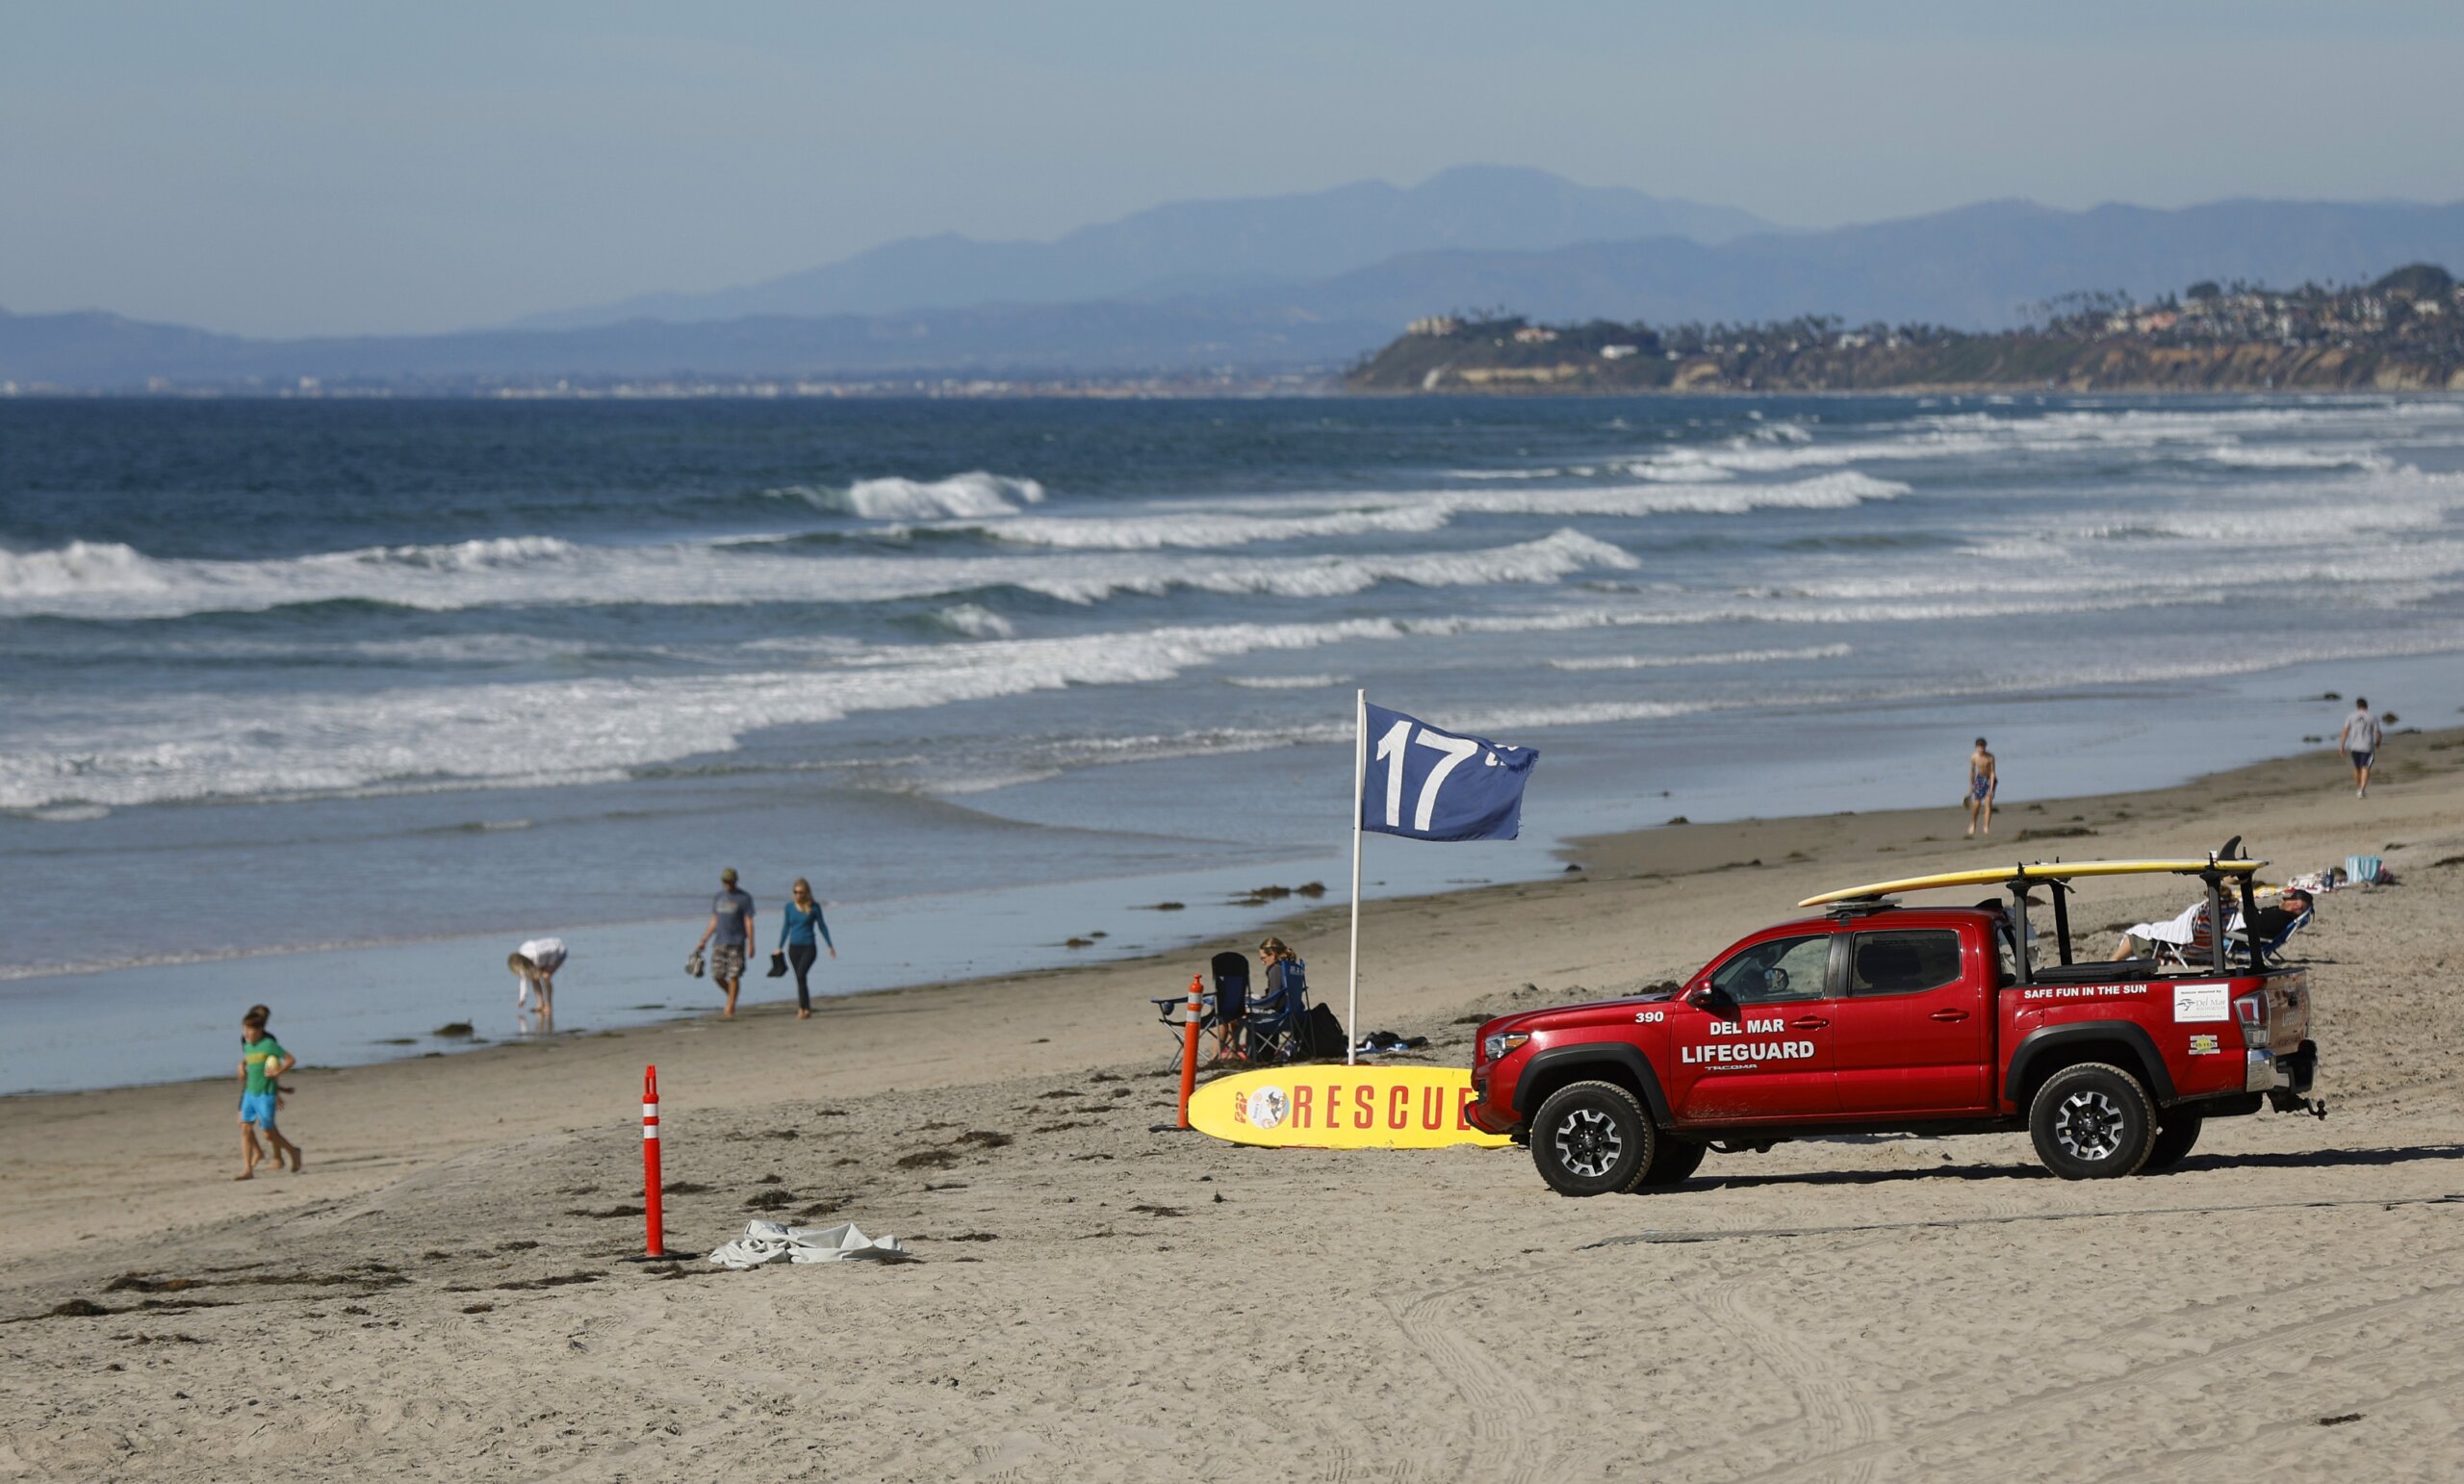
[509,934,567,1013]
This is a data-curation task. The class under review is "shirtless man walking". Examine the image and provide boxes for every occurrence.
[1964,737,1998,838]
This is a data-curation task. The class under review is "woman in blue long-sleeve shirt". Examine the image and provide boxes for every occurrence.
[778,877,836,1019]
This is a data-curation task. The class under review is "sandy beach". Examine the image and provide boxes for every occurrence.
[5,730,2463,1481]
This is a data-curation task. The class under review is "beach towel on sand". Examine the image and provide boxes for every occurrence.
[707,1219,908,1269]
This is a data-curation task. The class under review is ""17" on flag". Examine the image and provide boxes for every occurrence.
[1361,703,1538,842]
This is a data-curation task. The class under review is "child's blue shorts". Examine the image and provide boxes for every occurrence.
[240,1089,278,1129]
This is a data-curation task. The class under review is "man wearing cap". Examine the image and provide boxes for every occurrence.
[696,868,757,1018]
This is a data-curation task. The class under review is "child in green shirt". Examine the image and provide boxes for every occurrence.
[238,1008,303,1179]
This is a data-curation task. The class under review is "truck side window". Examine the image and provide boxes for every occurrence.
[1993,924,2019,985]
[1848,929,1964,996]
[1709,934,1833,1004]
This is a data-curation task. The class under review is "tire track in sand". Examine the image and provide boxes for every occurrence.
[1735,1273,2464,1483]
[1694,1280,1886,1483]
[1387,1286,1553,1484]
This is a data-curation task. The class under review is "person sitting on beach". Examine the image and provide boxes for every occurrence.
[2245,887,2315,947]
[237,1008,303,1179]
[2111,899,2208,961]
[509,935,567,1013]
[2109,888,2312,961]
[1249,937,1308,1057]
[1964,738,1998,838]
[696,868,757,1019]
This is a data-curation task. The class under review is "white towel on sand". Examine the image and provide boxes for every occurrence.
[706,1219,909,1269]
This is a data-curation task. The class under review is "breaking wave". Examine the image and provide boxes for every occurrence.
[770,472,1047,520]
[0,528,1638,622]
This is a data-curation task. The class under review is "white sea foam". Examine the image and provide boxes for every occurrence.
[773,472,1047,520]
[934,603,1016,639]
[0,616,1405,808]
[960,504,1454,550]
[2198,444,2397,472]
[1222,674,1348,689]
[1549,643,1853,672]
[921,471,1908,552]
[1616,399,2454,482]
[0,527,1637,621]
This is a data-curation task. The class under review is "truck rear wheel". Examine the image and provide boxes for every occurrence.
[1530,1080,1656,1197]
[2028,1062,2157,1179]
[1638,1138,1706,1188]
[2138,1110,2204,1174]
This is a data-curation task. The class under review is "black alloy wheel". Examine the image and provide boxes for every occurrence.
[1530,1080,1656,1197]
[2028,1062,2158,1179]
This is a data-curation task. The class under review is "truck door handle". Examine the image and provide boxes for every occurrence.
[1788,1015,1829,1030]
[1930,1009,1970,1022]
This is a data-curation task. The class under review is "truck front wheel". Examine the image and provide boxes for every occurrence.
[2028,1062,2157,1179]
[1530,1080,1656,1197]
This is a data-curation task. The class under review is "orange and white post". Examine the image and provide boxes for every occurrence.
[641,1064,667,1258]
[1176,973,1205,1128]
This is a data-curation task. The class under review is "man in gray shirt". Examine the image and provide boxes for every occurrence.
[697,867,757,1017]
[2339,698,2383,798]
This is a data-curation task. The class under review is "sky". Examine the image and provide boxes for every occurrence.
[6,1,2462,338]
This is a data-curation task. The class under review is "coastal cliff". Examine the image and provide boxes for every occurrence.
[1348,267,2464,395]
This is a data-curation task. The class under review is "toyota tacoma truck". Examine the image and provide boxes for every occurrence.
[1470,851,2322,1195]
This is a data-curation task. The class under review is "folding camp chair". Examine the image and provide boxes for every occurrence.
[2228,906,2313,965]
[1244,957,1312,1064]
[1150,985,1219,1067]
[2151,903,2217,971]
[1207,951,1251,1061]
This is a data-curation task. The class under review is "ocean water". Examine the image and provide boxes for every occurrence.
[5,393,2463,1092]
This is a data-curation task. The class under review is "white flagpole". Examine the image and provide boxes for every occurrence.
[1347,688,1366,1065]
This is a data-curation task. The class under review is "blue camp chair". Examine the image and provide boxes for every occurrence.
[2232,905,2314,965]
[1207,951,1250,1060]
[1245,956,1311,1064]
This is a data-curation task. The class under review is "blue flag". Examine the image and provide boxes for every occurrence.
[1360,703,1537,841]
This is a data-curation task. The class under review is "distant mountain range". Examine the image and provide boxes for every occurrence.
[1258,197,2464,330]
[510,165,1778,329]
[7,174,2464,389]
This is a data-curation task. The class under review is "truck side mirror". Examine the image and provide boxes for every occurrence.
[1684,983,1715,1008]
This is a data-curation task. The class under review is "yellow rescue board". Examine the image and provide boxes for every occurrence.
[1186,1065,1511,1150]
[1801,858,2265,908]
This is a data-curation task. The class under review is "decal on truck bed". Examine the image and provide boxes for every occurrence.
[2173,984,2230,1023]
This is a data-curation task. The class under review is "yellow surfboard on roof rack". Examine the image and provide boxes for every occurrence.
[1799,858,2265,908]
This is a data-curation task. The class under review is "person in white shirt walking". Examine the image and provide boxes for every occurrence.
[510,935,568,1013]
[2339,699,2384,798]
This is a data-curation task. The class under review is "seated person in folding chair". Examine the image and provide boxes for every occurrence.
[2110,898,2211,962]
[2113,887,2314,964]
[1245,936,1309,1062]
[2236,887,2314,959]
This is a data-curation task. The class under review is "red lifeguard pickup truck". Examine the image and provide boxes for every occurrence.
[1470,851,2322,1195]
